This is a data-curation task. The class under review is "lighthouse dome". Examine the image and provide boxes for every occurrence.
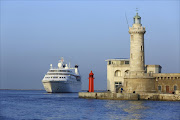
[133,13,141,24]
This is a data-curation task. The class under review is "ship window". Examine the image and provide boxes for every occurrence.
[47,73,69,75]
[50,70,59,72]
[49,70,69,72]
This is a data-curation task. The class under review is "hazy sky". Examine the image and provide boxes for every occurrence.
[0,0,179,90]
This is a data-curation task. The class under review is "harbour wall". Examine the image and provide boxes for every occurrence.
[79,92,180,101]
[79,92,138,100]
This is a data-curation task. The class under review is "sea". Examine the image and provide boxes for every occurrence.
[0,90,180,120]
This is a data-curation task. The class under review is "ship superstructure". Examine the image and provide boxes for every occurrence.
[42,58,81,93]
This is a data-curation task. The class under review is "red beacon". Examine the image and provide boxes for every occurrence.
[88,71,94,92]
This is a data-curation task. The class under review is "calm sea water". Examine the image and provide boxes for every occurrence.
[0,90,180,120]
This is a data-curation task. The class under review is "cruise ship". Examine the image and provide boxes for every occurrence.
[42,58,81,93]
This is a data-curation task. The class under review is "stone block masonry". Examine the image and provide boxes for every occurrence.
[79,92,180,101]
[79,92,138,100]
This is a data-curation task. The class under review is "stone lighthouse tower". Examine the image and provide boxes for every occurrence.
[129,13,146,74]
[124,12,156,93]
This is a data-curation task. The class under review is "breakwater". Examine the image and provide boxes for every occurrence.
[79,92,180,101]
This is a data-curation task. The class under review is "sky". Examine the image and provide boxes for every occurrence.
[0,0,179,90]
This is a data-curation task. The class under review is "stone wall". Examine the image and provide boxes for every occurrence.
[79,92,180,101]
[153,73,180,93]
[79,92,138,100]
[129,24,145,72]
[139,93,180,101]
[124,76,156,93]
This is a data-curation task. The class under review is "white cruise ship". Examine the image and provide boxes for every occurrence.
[42,58,81,93]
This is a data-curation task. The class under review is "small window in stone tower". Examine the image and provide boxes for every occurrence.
[141,46,143,51]
[131,35,133,41]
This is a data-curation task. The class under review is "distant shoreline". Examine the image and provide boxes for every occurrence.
[0,89,45,91]
[0,89,106,91]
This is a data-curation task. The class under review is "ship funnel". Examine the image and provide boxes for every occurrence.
[75,64,78,68]
[75,64,79,75]
[63,64,65,68]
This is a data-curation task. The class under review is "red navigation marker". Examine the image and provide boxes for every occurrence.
[88,71,94,92]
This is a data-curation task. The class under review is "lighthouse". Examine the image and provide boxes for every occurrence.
[105,11,179,94]
[129,12,146,74]
[124,12,156,93]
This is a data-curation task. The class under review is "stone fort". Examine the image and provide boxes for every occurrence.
[106,13,180,94]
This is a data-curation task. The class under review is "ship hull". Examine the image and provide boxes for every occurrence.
[42,80,81,93]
